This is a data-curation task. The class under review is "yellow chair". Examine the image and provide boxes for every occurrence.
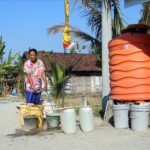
[20,104,44,128]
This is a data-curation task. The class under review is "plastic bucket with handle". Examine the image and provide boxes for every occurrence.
[130,104,150,131]
[112,104,130,128]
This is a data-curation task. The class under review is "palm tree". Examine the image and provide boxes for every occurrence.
[47,61,71,107]
[48,25,101,54]
[47,0,124,55]
[139,2,150,26]
[74,0,124,37]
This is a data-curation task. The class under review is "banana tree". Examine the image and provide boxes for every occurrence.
[3,50,18,75]
[0,50,18,96]
[14,54,25,96]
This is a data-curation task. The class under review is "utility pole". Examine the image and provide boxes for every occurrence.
[102,1,112,114]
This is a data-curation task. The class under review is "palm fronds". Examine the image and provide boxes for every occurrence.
[71,30,101,53]
[48,62,71,107]
[47,25,81,35]
[73,0,124,37]
[47,25,79,35]
[47,0,124,57]
[47,25,101,53]
[111,0,125,37]
[139,2,150,26]
[81,0,102,40]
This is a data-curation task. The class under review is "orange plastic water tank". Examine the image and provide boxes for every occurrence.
[109,31,150,101]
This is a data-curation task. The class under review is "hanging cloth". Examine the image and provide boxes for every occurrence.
[63,0,71,49]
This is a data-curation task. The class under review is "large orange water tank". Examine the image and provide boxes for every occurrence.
[109,28,150,101]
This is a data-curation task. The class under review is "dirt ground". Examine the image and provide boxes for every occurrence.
[0,102,150,150]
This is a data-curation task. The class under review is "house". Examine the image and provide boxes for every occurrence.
[23,51,102,96]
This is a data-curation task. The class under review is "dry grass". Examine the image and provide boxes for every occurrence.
[57,95,102,117]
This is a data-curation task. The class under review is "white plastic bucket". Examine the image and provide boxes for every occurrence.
[61,109,76,134]
[112,104,130,128]
[43,101,56,118]
[46,113,60,128]
[130,104,150,131]
[79,107,94,132]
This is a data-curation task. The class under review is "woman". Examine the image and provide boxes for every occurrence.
[24,49,47,104]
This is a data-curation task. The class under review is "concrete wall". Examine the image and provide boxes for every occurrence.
[43,75,102,96]
[65,76,102,96]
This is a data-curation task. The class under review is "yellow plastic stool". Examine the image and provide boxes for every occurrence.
[20,104,44,128]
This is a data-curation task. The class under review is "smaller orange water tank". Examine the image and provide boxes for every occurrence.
[109,24,150,101]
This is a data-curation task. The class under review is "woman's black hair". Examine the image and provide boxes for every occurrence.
[29,49,38,55]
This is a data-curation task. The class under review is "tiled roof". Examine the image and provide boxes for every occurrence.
[23,51,101,72]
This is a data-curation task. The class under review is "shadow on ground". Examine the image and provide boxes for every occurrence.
[7,127,62,139]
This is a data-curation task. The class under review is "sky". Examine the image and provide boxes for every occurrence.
[0,0,142,58]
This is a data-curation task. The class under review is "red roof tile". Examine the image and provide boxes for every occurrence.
[24,52,101,72]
